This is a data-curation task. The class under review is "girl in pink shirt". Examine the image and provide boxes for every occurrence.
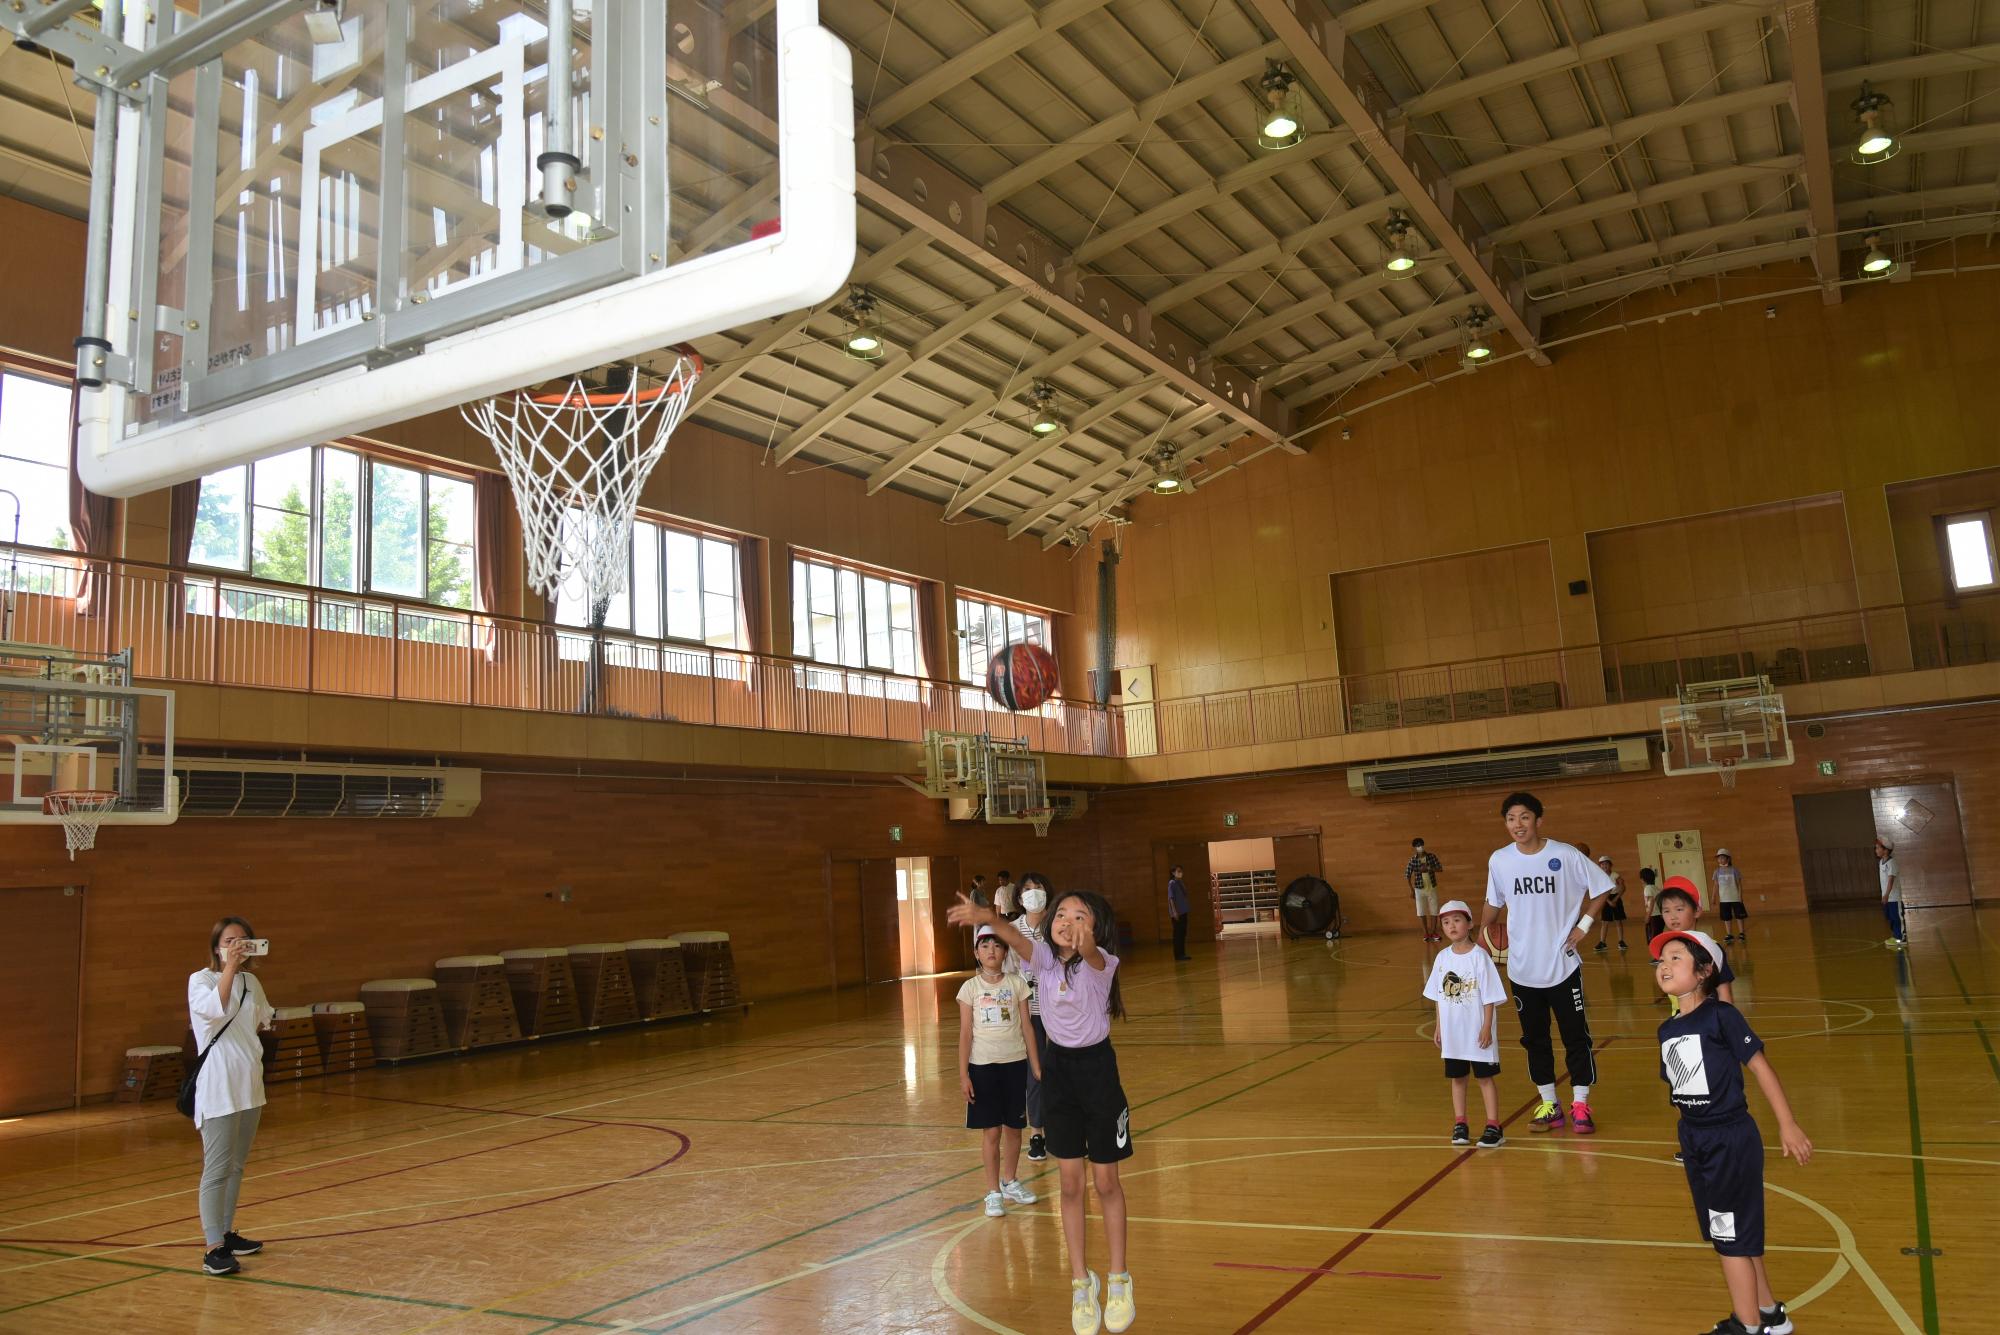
[950,890,1135,1335]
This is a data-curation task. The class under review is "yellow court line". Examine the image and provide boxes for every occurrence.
[929,1216,1024,1335]
[1762,1177,1923,1335]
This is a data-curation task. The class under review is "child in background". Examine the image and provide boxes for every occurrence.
[1014,873,1053,1161]
[1652,930,1811,1335]
[1657,879,1736,1009]
[1876,838,1906,949]
[958,926,1040,1218]
[1641,866,1665,944]
[950,890,1135,1335]
[1714,850,1747,943]
[1423,900,1507,1149]
[1592,854,1629,952]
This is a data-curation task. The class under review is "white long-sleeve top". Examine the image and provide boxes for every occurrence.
[187,968,274,1128]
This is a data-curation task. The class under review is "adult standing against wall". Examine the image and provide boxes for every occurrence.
[1167,865,1191,961]
[188,916,276,1276]
[1406,838,1444,942]
[1481,792,1615,1134]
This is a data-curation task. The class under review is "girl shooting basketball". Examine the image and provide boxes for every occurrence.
[949,889,1134,1335]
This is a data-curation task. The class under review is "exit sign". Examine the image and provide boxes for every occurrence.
[1224,811,1239,827]
[889,825,903,843]
[1817,760,1836,776]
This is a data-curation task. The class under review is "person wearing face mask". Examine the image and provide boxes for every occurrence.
[1013,873,1053,1162]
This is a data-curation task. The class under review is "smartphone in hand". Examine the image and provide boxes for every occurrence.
[240,939,270,957]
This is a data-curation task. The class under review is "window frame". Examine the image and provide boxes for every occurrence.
[1943,510,1998,594]
[552,513,744,652]
[954,590,1055,691]
[186,443,478,612]
[789,552,919,677]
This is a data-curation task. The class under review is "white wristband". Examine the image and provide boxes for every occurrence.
[1575,914,1595,932]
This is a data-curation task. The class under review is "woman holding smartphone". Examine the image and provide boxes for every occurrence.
[189,916,275,1276]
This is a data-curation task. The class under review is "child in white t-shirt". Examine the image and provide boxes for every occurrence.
[957,926,1042,1217]
[1424,901,1508,1149]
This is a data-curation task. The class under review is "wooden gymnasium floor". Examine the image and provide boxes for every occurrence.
[1,904,1992,1334]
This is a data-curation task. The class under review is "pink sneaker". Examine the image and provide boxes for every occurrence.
[1570,1101,1596,1134]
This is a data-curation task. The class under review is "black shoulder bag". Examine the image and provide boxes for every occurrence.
[177,981,246,1120]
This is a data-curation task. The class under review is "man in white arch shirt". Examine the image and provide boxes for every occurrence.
[1481,790,1615,1134]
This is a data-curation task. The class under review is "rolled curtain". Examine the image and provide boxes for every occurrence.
[735,536,762,653]
[473,471,507,657]
[167,479,200,622]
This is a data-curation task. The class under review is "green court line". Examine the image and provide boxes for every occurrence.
[1900,1019,1942,1335]
[525,1027,1376,1335]
[1937,940,2000,1088]
[0,1241,614,1327]
[0,1267,157,1317]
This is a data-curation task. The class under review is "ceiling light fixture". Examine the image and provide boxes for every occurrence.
[1147,441,1189,495]
[1257,63,1305,151]
[1383,211,1420,279]
[1851,82,1898,165]
[840,287,886,360]
[1859,217,1897,279]
[1026,379,1065,436]
[1459,309,1494,369]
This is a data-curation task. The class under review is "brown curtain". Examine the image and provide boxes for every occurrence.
[167,479,201,622]
[67,390,117,619]
[916,581,946,712]
[735,537,763,654]
[473,471,508,656]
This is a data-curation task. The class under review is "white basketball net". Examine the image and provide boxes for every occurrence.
[45,789,117,859]
[462,351,701,612]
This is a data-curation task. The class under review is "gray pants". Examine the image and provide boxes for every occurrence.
[198,1106,261,1247]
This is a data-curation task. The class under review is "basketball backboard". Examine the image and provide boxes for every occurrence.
[0,643,179,841]
[10,0,856,497]
[1661,675,1794,782]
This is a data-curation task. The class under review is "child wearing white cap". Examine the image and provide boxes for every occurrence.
[1423,900,1507,1149]
[1714,850,1747,943]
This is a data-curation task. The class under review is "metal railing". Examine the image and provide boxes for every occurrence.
[6,542,1993,763]
[0,544,1120,757]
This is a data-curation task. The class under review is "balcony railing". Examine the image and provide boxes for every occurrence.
[6,542,1993,764]
[0,544,1119,758]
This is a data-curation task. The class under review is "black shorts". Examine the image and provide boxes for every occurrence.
[1719,901,1748,921]
[966,1059,1029,1129]
[1040,1038,1132,1164]
[1601,897,1628,922]
[1679,1116,1765,1257]
[1645,914,1666,943]
[1442,1058,1501,1079]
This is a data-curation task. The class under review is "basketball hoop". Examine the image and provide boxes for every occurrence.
[1718,758,1739,792]
[461,348,703,608]
[43,789,118,859]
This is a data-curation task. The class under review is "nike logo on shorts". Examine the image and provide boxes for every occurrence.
[1115,1108,1130,1149]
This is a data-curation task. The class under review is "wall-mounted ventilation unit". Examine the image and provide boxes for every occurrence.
[1347,737,1649,797]
[136,758,480,818]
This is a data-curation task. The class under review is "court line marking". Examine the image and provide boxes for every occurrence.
[1133,1132,2000,1169]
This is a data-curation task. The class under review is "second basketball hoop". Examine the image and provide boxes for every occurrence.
[463,349,703,610]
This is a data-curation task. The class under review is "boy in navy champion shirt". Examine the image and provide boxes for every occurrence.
[1653,930,1812,1335]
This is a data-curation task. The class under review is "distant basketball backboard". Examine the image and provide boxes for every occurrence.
[1661,675,1794,787]
[21,0,856,497]
[0,643,179,845]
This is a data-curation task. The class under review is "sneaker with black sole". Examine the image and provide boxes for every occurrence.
[1026,1133,1047,1162]
[1703,1317,1764,1334]
[1759,1301,1793,1334]
[1477,1124,1506,1148]
[223,1231,262,1256]
[1673,1150,1685,1164]
[1593,941,1608,952]
[1618,940,1628,951]
[202,1248,241,1276]
[1570,1100,1596,1134]
[1451,1121,1470,1146]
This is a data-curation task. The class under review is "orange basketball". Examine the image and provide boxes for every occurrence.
[1481,922,1509,962]
[987,642,1060,711]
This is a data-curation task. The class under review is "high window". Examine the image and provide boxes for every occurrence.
[0,370,75,560]
[553,518,742,649]
[1945,512,1997,593]
[955,593,1051,685]
[790,554,918,675]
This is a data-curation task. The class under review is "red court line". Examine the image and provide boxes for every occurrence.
[1229,1037,1616,1334]
[1214,1261,1441,1281]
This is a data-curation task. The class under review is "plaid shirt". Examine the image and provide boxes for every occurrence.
[1405,851,1442,889]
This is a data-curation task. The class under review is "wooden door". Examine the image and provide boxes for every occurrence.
[855,859,901,984]
[0,885,82,1115]
[1156,843,1214,947]
[1871,782,1973,907]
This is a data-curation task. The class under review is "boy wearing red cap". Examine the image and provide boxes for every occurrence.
[1652,928,1811,1335]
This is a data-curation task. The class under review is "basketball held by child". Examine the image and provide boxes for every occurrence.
[987,642,1060,711]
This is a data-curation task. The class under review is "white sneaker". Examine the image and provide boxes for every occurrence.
[983,1190,1005,1218]
[1104,1272,1135,1333]
[1070,1271,1101,1335]
[1001,1177,1037,1205]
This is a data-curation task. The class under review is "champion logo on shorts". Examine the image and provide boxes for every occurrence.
[1708,1209,1737,1242]
[1115,1107,1130,1149]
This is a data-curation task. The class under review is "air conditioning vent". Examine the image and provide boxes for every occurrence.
[1348,737,1650,796]
[136,758,480,817]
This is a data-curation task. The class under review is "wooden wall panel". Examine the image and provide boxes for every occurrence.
[0,774,1102,1099]
[1588,496,1858,642]
[1333,543,1559,673]
[1080,701,2000,949]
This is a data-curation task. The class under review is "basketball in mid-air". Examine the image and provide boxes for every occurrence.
[987,642,1060,711]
